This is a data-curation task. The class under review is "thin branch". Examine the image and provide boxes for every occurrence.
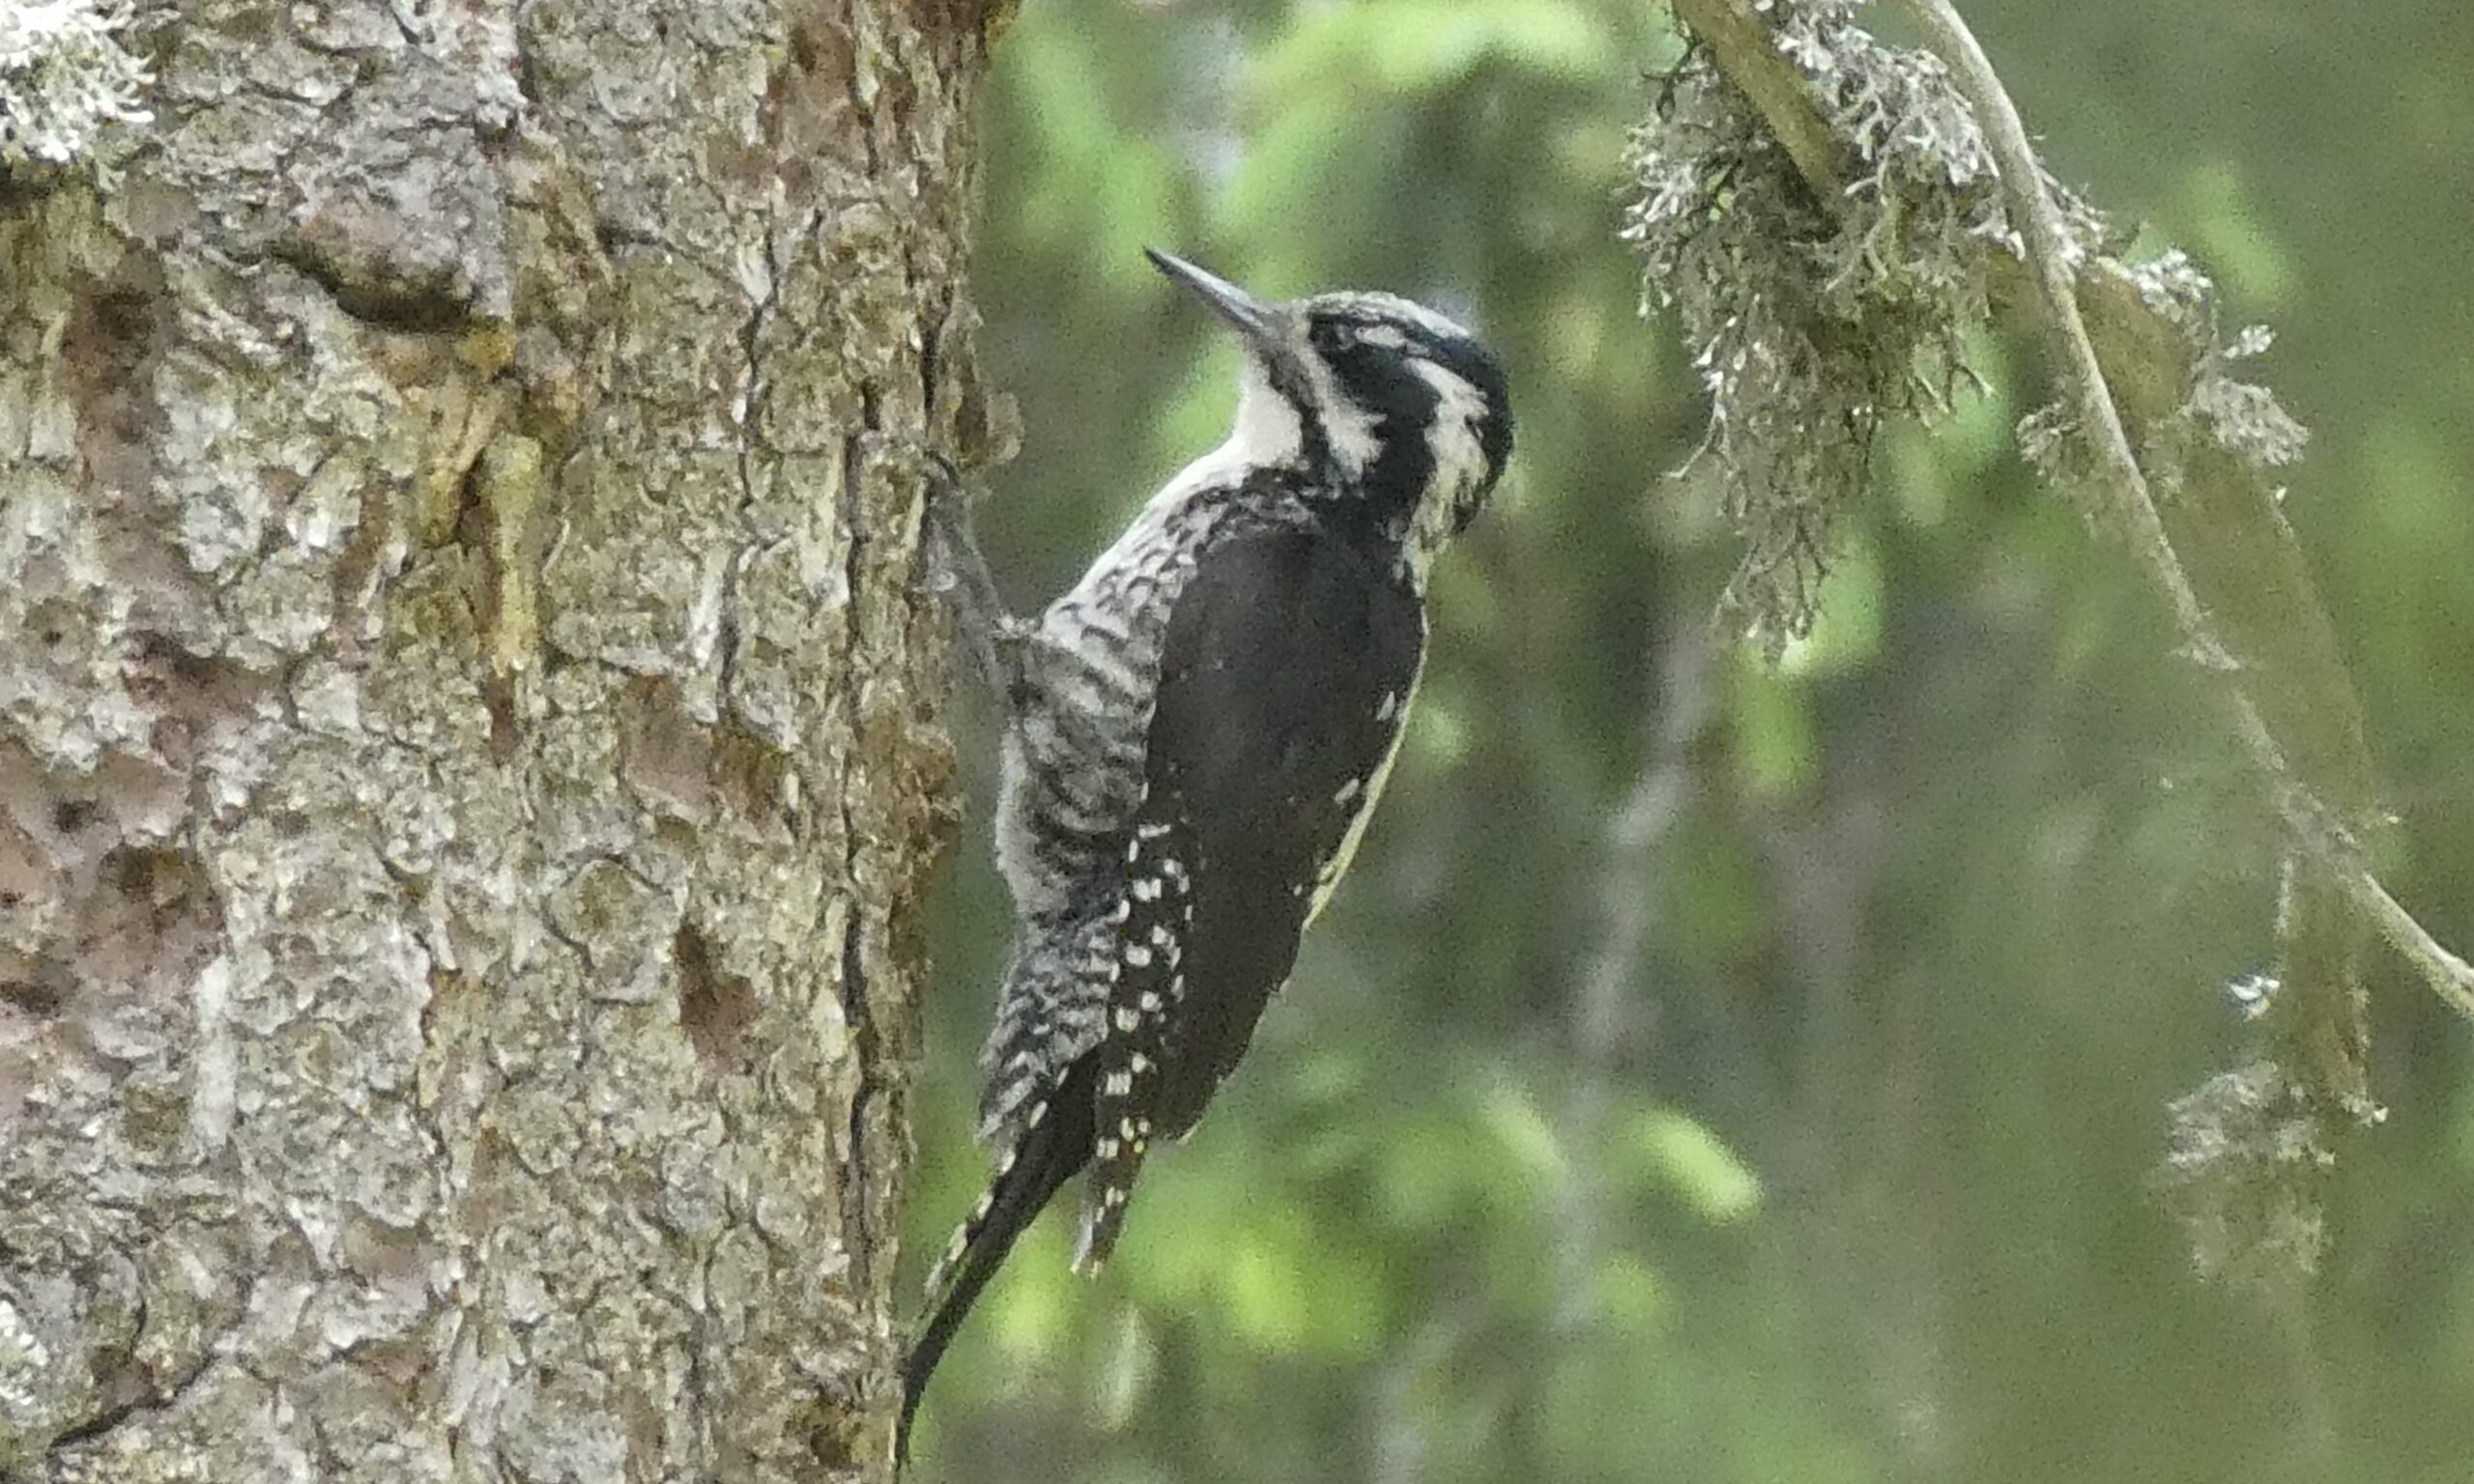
[1668,0,1853,194]
[1667,0,1849,196]
[1554,632,1710,1331]
[1664,0,2474,1032]
[1891,0,2474,1026]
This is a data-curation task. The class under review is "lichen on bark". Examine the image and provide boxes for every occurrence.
[0,0,153,179]
[1,2,996,1478]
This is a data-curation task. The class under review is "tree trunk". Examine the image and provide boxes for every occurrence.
[0,2,999,1477]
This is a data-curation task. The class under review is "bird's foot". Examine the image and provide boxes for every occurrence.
[919,452,1028,700]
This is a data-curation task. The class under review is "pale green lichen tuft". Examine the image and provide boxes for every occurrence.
[1637,0,2351,1320]
[2059,251,2311,497]
[0,0,153,180]
[0,1293,50,1465]
[2153,1060,2331,1294]
[1625,1,2023,650]
[2191,320,2311,474]
[1629,2,2296,650]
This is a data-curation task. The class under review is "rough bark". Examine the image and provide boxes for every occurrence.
[0,1,1003,1478]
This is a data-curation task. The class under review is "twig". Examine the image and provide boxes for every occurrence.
[1554,633,1710,1331]
[1891,0,2474,1024]
[1669,0,1852,192]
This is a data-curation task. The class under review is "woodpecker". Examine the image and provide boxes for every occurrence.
[903,250,1511,1454]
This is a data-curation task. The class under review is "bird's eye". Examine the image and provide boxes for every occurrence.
[1311,321,1354,354]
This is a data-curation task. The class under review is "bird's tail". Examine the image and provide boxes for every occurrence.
[898,1059,1096,1466]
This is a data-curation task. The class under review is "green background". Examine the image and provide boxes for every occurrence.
[906,3,2474,1479]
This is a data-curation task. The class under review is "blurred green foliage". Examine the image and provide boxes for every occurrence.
[910,2,2474,1479]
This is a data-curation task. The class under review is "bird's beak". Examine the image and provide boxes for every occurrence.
[1146,249,1279,348]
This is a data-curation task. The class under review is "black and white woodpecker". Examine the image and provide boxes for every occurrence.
[903,250,1512,1453]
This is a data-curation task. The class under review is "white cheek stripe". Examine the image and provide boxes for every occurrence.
[1303,352,1381,474]
[1411,360,1492,551]
[1224,356,1306,470]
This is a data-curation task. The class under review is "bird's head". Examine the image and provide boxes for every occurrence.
[1149,249,1513,564]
